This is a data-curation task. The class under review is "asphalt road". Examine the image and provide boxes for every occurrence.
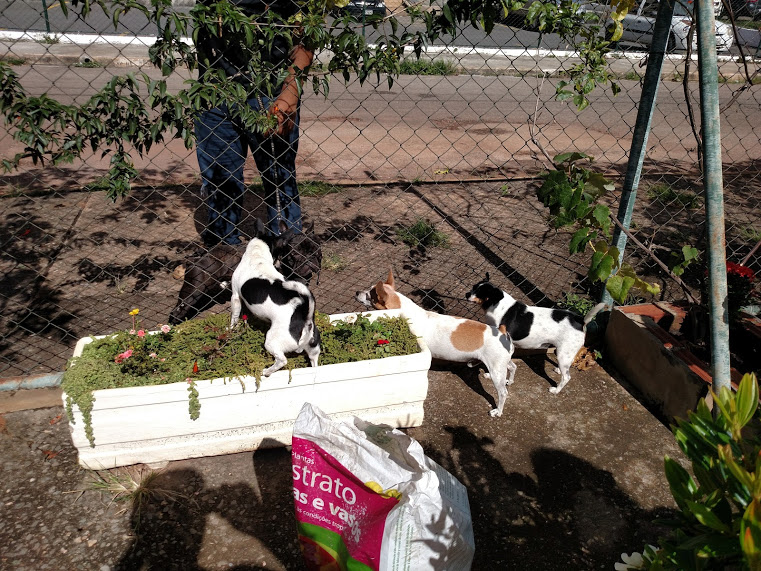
[0,0,611,52]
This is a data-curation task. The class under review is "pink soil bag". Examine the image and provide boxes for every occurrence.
[292,402,475,570]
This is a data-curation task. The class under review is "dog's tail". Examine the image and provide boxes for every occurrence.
[583,302,608,327]
[298,290,319,348]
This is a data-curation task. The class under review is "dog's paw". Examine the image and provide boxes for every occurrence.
[554,366,561,375]
[489,408,502,417]
[467,360,481,368]
[548,386,561,395]
[482,372,492,380]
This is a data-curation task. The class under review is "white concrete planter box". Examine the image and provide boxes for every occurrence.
[63,309,431,470]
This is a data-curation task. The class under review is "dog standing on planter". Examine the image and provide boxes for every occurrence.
[169,221,322,324]
[230,235,321,377]
[356,269,516,417]
[465,273,604,394]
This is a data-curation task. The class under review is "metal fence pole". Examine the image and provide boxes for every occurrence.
[696,0,731,394]
[41,0,51,34]
[601,0,675,307]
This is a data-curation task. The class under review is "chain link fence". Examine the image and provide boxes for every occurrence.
[1,0,760,379]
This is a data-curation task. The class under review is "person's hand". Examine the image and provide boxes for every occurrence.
[269,97,297,137]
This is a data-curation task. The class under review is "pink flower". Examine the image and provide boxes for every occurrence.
[115,349,133,364]
[129,329,136,335]
[149,352,157,358]
[137,330,146,338]
[161,324,171,334]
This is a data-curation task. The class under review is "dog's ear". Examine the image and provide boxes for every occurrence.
[253,218,267,238]
[302,220,314,235]
[374,281,388,307]
[385,268,394,289]
[279,219,290,236]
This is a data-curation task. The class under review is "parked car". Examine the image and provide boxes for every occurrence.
[581,0,734,52]
[720,0,761,18]
[743,0,761,18]
[343,0,387,18]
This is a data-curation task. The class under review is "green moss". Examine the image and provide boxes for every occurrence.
[62,312,420,447]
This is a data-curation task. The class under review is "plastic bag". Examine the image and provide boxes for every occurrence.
[292,402,475,570]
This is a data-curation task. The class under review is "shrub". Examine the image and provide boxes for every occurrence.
[619,373,761,569]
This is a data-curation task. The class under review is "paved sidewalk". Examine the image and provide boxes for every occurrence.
[1,360,687,570]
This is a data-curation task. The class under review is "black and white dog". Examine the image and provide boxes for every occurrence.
[230,236,321,377]
[466,273,604,394]
[169,220,322,324]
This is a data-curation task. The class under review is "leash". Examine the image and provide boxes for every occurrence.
[257,94,283,230]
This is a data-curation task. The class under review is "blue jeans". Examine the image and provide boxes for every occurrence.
[194,95,302,245]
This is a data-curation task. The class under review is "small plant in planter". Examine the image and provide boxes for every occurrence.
[62,309,421,447]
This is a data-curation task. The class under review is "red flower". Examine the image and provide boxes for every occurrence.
[377,339,389,345]
[242,314,248,321]
[727,261,755,281]
[193,361,199,373]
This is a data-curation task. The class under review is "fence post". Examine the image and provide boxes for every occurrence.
[601,0,675,307]
[696,0,731,395]
[41,0,52,34]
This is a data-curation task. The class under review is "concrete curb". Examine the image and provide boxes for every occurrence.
[0,32,753,81]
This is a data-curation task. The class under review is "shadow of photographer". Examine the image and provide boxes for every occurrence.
[421,425,676,569]
[114,446,300,571]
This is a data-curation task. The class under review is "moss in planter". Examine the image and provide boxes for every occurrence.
[63,312,420,446]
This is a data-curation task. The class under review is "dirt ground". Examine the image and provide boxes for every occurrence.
[1,178,582,378]
[0,177,697,570]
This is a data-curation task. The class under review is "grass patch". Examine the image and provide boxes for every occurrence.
[299,180,341,197]
[396,218,450,248]
[40,34,60,45]
[323,252,348,271]
[399,59,458,76]
[646,183,702,209]
[62,312,421,447]
[557,292,596,316]
[623,71,643,81]
[75,60,101,68]
[89,468,192,530]
[2,57,26,66]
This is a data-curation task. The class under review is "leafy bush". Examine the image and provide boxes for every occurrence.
[619,373,761,569]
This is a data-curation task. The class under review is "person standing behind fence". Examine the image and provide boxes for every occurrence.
[194,0,314,246]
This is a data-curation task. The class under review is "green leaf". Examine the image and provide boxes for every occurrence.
[685,501,731,533]
[591,203,611,234]
[553,151,590,166]
[588,251,615,282]
[735,373,759,429]
[664,456,697,501]
[569,227,592,254]
[682,245,699,263]
[605,274,635,304]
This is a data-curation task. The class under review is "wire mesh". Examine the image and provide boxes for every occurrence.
[1,0,760,379]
